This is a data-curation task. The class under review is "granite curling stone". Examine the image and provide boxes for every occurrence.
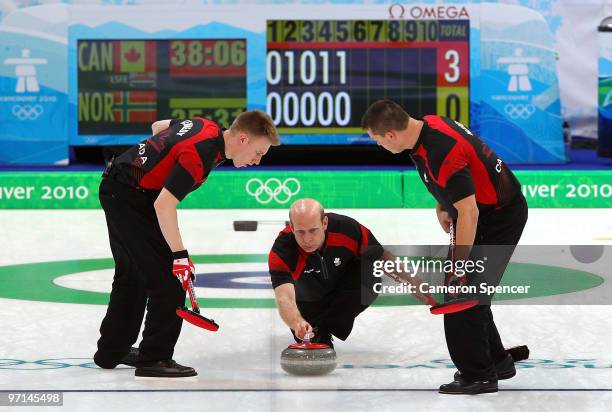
[280,341,337,376]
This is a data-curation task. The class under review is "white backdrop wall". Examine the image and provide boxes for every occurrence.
[1,0,610,139]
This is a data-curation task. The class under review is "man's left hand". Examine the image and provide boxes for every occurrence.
[172,250,195,291]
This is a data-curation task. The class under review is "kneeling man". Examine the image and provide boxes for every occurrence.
[269,198,425,346]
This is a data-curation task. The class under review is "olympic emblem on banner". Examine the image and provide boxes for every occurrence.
[11,104,44,120]
[504,103,535,120]
[388,3,405,18]
[245,178,301,204]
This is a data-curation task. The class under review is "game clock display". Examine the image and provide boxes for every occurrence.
[77,39,246,135]
[266,19,469,138]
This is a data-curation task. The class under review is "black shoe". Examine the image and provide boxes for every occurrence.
[507,345,530,362]
[454,354,516,381]
[93,347,139,369]
[119,347,140,367]
[311,328,334,348]
[495,354,517,380]
[439,378,498,395]
[135,360,197,378]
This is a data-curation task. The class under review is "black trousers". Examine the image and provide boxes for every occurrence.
[93,177,185,368]
[444,195,528,381]
[295,260,377,341]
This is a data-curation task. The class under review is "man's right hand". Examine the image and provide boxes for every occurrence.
[436,204,452,233]
[293,319,313,341]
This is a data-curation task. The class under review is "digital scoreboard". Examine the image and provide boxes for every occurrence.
[77,39,246,135]
[266,19,469,142]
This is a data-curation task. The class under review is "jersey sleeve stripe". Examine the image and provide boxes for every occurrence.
[327,232,358,256]
[359,224,370,256]
[268,250,291,273]
[425,116,498,204]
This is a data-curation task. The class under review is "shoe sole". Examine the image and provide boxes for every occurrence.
[135,375,199,382]
[507,345,530,362]
[497,369,516,380]
[439,387,499,395]
[135,370,198,378]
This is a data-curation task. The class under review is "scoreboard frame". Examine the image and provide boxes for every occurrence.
[75,38,247,141]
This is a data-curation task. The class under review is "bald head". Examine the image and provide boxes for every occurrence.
[289,198,324,223]
[289,198,328,253]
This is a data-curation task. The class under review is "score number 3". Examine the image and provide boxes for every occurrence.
[444,50,460,83]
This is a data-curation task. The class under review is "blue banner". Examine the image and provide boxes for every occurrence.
[598,22,612,156]
[476,3,564,163]
[0,5,69,165]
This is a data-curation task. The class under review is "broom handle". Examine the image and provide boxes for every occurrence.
[449,221,455,262]
[186,277,200,313]
[381,222,455,307]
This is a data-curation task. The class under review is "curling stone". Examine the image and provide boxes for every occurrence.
[280,341,337,376]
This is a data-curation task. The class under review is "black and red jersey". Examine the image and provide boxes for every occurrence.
[113,117,226,201]
[409,115,523,219]
[268,213,383,302]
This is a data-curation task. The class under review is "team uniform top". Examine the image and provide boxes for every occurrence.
[409,115,523,219]
[268,213,384,302]
[113,117,226,201]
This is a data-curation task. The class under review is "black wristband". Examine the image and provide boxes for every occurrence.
[172,250,189,259]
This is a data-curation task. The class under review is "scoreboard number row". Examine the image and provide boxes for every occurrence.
[267,49,463,86]
[267,91,351,127]
[267,20,468,43]
[170,108,244,128]
[267,50,347,86]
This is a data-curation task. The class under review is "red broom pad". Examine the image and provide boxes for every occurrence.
[176,276,219,332]
[176,307,219,331]
[429,222,479,315]
[430,297,479,315]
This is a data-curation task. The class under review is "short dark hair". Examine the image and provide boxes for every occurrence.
[361,100,410,135]
[231,110,280,146]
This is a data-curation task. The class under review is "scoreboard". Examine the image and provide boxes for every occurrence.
[266,19,469,140]
[76,22,468,143]
[72,18,471,145]
[77,39,246,135]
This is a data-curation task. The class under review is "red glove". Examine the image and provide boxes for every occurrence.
[172,250,195,291]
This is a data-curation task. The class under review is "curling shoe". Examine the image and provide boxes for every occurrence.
[135,360,197,378]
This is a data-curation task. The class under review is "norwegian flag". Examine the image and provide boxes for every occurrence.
[112,91,157,123]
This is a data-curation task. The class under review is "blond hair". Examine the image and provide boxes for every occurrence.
[230,110,280,145]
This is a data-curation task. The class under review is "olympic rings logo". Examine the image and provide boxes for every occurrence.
[245,178,301,204]
[388,3,405,18]
[11,104,44,120]
[504,103,535,120]
[0,358,96,370]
